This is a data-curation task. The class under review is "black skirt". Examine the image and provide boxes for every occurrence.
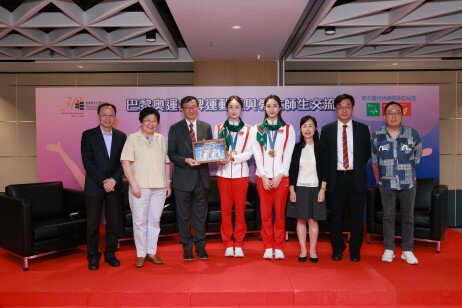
[286,186,326,221]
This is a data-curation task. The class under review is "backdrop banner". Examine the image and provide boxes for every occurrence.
[36,86,439,190]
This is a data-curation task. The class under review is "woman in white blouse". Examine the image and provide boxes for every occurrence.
[288,115,328,263]
[121,107,171,268]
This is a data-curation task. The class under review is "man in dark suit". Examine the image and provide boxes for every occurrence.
[168,96,212,261]
[81,103,127,270]
[320,93,371,262]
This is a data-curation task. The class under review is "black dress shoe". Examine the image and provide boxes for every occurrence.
[309,257,319,263]
[88,258,99,271]
[298,256,307,263]
[196,247,209,260]
[183,250,194,261]
[104,257,121,267]
[331,253,342,261]
[350,256,361,262]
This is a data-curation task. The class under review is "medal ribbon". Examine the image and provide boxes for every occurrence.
[267,130,278,152]
[230,131,238,151]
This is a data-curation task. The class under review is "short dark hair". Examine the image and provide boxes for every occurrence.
[180,96,198,108]
[97,103,117,114]
[226,95,243,109]
[384,101,403,114]
[263,94,286,125]
[334,94,355,107]
[139,107,160,123]
[299,115,319,147]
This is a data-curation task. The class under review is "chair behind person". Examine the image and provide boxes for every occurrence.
[118,179,177,241]
[206,176,261,234]
[366,178,448,252]
[0,182,87,270]
[285,198,351,240]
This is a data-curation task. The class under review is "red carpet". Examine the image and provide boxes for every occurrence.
[1,229,461,306]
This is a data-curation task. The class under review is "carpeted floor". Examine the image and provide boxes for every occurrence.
[0,229,461,306]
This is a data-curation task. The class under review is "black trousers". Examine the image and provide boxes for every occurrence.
[174,173,209,251]
[85,190,121,259]
[328,171,365,257]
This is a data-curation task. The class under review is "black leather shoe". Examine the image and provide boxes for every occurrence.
[183,250,194,261]
[309,257,319,263]
[331,253,342,261]
[196,247,209,260]
[88,258,99,271]
[350,256,361,262]
[104,257,121,267]
[298,256,307,263]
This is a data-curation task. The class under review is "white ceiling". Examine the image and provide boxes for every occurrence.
[0,0,461,71]
[166,0,310,61]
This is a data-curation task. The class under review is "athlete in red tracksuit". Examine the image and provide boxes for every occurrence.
[213,95,254,258]
[252,95,295,260]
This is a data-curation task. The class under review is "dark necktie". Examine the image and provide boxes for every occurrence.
[342,124,349,170]
[189,123,196,142]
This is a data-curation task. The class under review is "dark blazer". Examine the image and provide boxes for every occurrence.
[289,140,329,187]
[168,119,213,191]
[81,126,127,196]
[320,120,371,194]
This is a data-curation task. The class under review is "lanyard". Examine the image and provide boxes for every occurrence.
[229,131,239,150]
[267,129,278,150]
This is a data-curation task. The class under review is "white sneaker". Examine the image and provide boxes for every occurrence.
[263,248,273,259]
[224,247,234,257]
[274,249,285,260]
[381,249,395,263]
[401,251,418,265]
[234,247,244,258]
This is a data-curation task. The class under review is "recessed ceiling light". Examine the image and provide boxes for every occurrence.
[77,65,84,69]
[392,63,399,66]
[146,30,157,42]
[232,25,241,30]
[325,26,336,35]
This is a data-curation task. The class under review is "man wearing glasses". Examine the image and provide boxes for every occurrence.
[81,103,126,270]
[320,93,371,263]
[168,96,213,261]
[371,101,422,265]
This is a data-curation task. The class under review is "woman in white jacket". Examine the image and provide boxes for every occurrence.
[213,95,254,258]
[252,94,295,260]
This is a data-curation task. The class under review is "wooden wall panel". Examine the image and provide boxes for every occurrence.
[236,61,277,86]
[285,71,338,85]
[17,74,75,86]
[338,71,398,84]
[194,60,276,86]
[194,61,237,86]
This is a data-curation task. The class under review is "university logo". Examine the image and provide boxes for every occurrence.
[74,102,84,110]
[366,103,380,116]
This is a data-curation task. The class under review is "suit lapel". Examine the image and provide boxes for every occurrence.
[109,129,119,161]
[196,121,203,141]
[181,120,192,142]
[352,121,359,163]
[95,126,110,160]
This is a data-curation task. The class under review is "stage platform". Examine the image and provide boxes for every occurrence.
[1,229,461,307]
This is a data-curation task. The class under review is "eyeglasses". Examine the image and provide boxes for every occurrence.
[183,105,198,111]
[99,114,115,119]
[385,112,402,117]
[336,106,352,111]
[143,120,158,124]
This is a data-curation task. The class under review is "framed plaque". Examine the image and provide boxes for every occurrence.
[193,138,226,163]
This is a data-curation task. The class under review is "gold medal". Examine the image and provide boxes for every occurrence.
[268,149,276,157]
[230,150,238,156]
